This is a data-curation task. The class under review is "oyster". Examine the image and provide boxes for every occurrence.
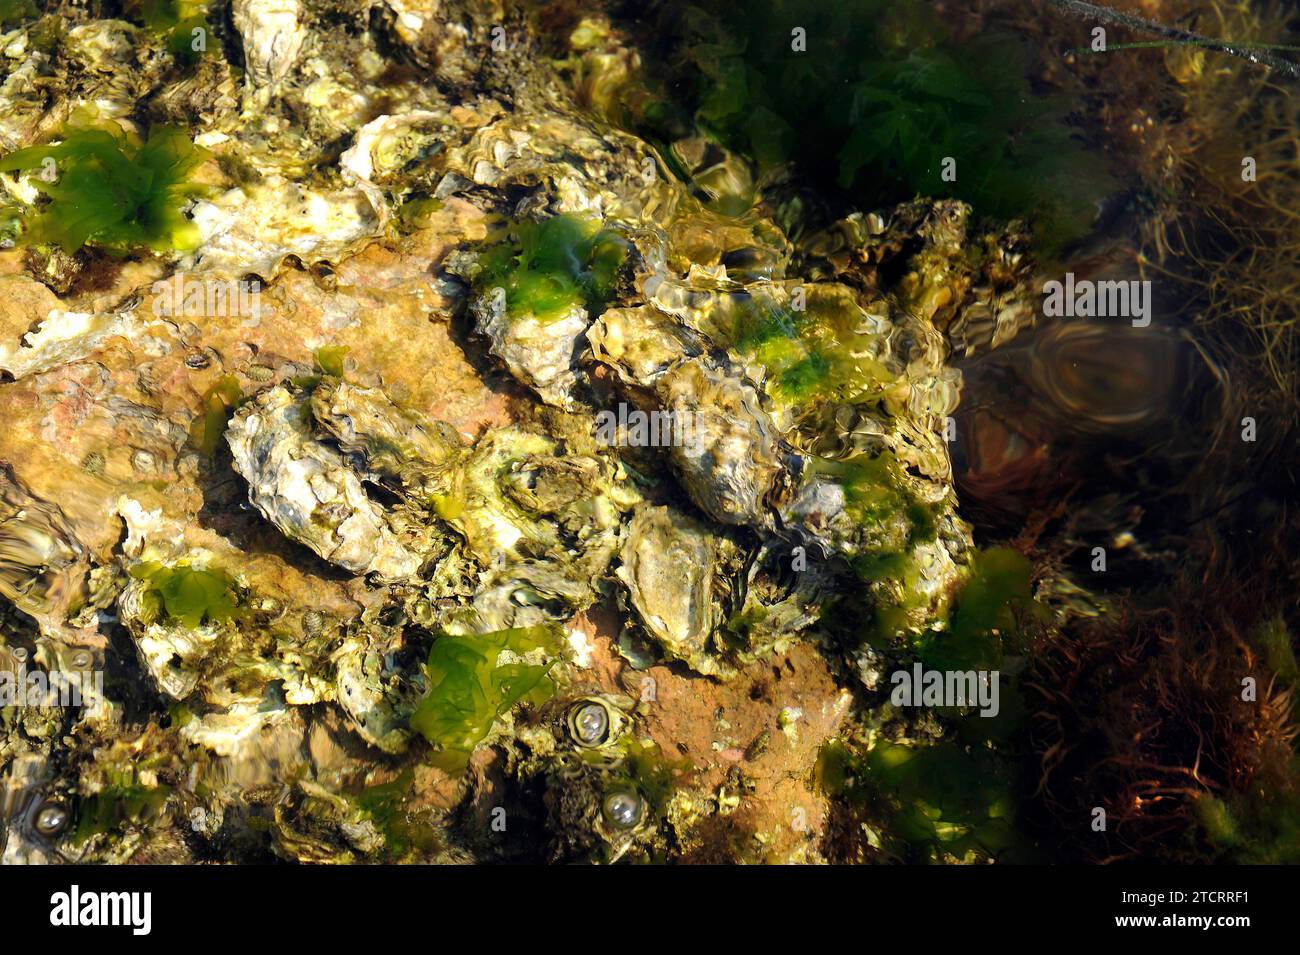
[310,376,465,495]
[586,305,704,391]
[472,296,591,411]
[0,467,88,625]
[226,383,423,580]
[185,178,380,279]
[617,504,733,677]
[232,0,308,95]
[333,633,417,754]
[656,356,795,530]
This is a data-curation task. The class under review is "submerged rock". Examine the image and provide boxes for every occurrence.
[0,0,1055,866]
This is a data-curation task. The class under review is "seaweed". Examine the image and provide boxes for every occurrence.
[0,125,211,254]
[411,625,563,773]
[477,214,629,323]
[816,736,1034,862]
[916,547,1038,670]
[640,0,1112,255]
[129,562,239,630]
[126,0,210,64]
[353,770,442,858]
[0,0,36,30]
[189,376,243,457]
[724,290,897,407]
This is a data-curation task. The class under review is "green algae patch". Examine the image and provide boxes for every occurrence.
[1251,614,1298,684]
[73,766,171,847]
[412,625,563,773]
[190,375,243,457]
[314,345,350,379]
[816,737,1033,862]
[354,770,442,858]
[631,0,1112,255]
[477,214,628,323]
[726,291,898,408]
[130,562,238,630]
[861,739,1025,861]
[914,547,1038,672]
[0,0,36,29]
[127,0,210,63]
[612,737,691,810]
[397,196,443,232]
[816,453,937,544]
[1193,784,1300,864]
[73,786,169,846]
[0,125,211,254]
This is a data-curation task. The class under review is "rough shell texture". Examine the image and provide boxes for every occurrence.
[226,384,422,580]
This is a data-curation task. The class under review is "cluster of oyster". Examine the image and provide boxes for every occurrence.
[0,1,1039,863]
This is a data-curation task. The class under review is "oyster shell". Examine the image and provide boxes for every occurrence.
[185,178,380,279]
[232,0,308,95]
[333,633,416,754]
[586,305,703,391]
[444,425,631,574]
[226,383,423,580]
[656,356,794,530]
[310,376,465,496]
[472,295,591,411]
[617,504,731,677]
[340,111,448,224]
[0,466,88,626]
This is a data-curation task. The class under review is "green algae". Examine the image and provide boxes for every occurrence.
[815,453,937,546]
[632,0,1112,255]
[723,290,898,408]
[397,196,443,232]
[607,737,690,811]
[1252,614,1298,684]
[314,345,350,379]
[477,214,628,323]
[73,785,168,846]
[127,0,210,63]
[190,375,243,457]
[73,765,171,846]
[1193,782,1300,864]
[813,451,943,614]
[0,0,36,29]
[815,735,1033,862]
[914,547,1038,672]
[130,562,238,630]
[0,125,210,254]
[353,770,442,858]
[411,625,563,773]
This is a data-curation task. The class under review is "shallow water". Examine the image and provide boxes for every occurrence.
[0,0,1295,868]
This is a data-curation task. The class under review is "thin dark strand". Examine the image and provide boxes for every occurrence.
[1044,0,1300,79]
[1073,40,1300,55]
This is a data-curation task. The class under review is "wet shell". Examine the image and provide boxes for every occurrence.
[616,503,730,677]
[655,356,792,530]
[473,294,590,411]
[233,0,308,93]
[226,384,422,580]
